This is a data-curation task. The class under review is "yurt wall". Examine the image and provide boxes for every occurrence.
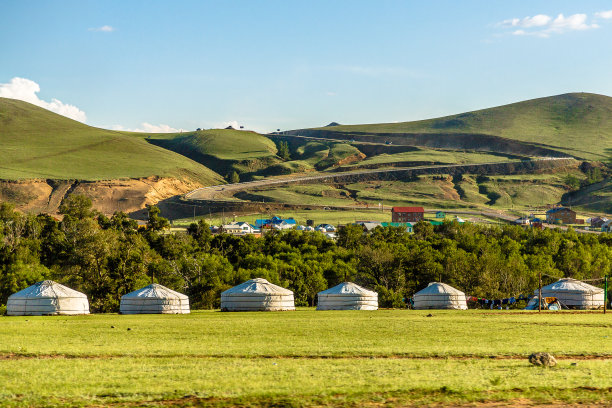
[6,280,90,316]
[317,282,378,310]
[221,278,295,311]
[413,282,468,310]
[120,283,190,314]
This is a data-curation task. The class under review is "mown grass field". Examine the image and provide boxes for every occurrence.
[1,310,612,407]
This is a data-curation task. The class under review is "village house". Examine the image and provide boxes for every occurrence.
[255,216,297,230]
[590,217,609,229]
[391,206,425,223]
[545,207,577,224]
[381,222,413,233]
[220,221,260,236]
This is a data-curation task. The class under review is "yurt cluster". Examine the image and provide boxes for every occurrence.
[4,277,606,316]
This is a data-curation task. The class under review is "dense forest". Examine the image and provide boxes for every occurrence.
[1,195,611,313]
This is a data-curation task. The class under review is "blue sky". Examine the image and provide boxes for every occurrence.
[2,0,612,133]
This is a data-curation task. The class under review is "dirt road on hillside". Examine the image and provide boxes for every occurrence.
[184,157,574,201]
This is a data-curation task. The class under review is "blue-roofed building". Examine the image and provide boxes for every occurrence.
[255,216,297,229]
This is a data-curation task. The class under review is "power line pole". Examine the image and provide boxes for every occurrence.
[605,275,608,315]
[538,271,542,313]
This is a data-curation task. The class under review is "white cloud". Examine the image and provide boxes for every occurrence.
[595,10,612,19]
[0,77,87,122]
[497,13,599,37]
[89,25,114,32]
[501,14,551,28]
[548,13,597,32]
[110,123,182,133]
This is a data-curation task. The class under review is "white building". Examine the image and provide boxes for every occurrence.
[7,280,90,316]
[317,282,378,310]
[120,283,190,314]
[413,282,468,310]
[221,278,295,311]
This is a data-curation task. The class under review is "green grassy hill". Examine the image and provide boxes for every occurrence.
[304,93,612,161]
[148,129,281,177]
[0,98,223,183]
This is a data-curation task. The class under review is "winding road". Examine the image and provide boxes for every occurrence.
[184,157,575,201]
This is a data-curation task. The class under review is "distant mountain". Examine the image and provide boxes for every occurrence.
[288,93,612,161]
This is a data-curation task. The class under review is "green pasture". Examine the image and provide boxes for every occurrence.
[0,98,223,183]
[148,129,278,162]
[1,310,612,406]
[339,149,518,169]
[313,93,612,161]
[229,171,579,212]
[173,208,392,227]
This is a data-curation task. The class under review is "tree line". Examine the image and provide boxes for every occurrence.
[1,195,611,312]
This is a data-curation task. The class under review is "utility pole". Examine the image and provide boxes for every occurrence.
[605,275,608,315]
[538,271,542,313]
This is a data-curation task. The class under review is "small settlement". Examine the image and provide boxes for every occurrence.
[212,205,609,240]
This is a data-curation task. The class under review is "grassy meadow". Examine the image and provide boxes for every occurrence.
[337,149,519,169]
[0,98,223,183]
[1,310,612,406]
[226,170,582,213]
[313,93,612,161]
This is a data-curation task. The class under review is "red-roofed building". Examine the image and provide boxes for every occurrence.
[392,207,424,223]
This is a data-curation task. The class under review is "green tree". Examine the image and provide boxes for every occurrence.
[59,195,96,220]
[564,174,581,190]
[277,141,291,160]
[146,205,170,232]
[227,171,240,184]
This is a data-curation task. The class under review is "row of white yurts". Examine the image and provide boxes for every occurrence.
[219,279,379,311]
[5,278,605,315]
[6,281,189,316]
[6,279,378,315]
[412,279,606,310]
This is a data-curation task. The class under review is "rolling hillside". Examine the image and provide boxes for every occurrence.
[0,98,223,183]
[287,93,612,161]
[147,129,280,177]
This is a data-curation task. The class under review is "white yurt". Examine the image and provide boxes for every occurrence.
[120,283,190,314]
[6,280,90,316]
[221,278,295,311]
[317,282,378,310]
[413,282,468,310]
[536,278,604,309]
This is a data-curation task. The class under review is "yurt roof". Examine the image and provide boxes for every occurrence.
[8,280,86,299]
[415,282,465,296]
[318,282,377,296]
[221,278,293,296]
[538,278,603,294]
[121,283,187,300]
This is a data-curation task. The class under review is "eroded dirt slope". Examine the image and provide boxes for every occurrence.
[0,176,202,215]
